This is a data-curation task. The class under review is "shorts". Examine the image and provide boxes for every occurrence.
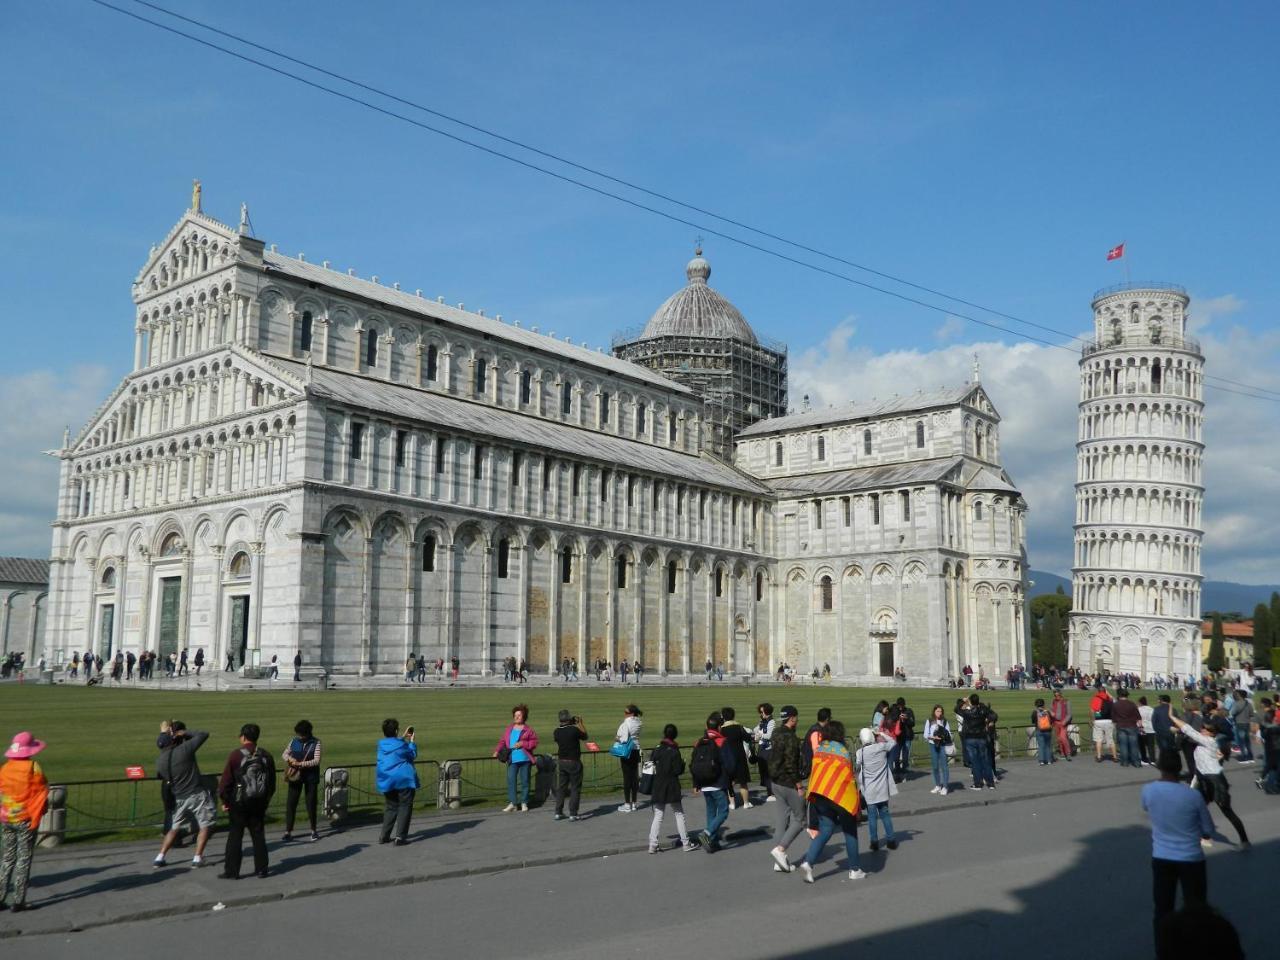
[1093,719,1115,749]
[172,789,217,830]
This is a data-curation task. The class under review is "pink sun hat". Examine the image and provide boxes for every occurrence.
[5,732,46,760]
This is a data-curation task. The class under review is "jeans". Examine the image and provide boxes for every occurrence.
[285,780,318,833]
[224,803,269,877]
[803,809,860,872]
[1117,727,1141,767]
[1036,730,1053,764]
[507,761,531,805]
[866,801,895,844]
[1151,858,1207,941]
[380,787,414,842]
[648,801,689,848]
[1234,723,1254,761]
[702,789,729,845]
[929,742,950,789]
[770,783,807,850]
[555,759,582,816]
[964,738,993,787]
[896,737,913,777]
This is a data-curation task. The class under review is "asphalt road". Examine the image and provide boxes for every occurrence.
[12,772,1276,960]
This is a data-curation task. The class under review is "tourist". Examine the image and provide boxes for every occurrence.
[125,650,136,680]
[1049,689,1073,761]
[1170,711,1249,848]
[495,704,538,812]
[766,705,805,872]
[152,722,214,868]
[871,699,889,731]
[225,649,235,672]
[1142,749,1212,941]
[646,723,698,853]
[70,653,79,678]
[1229,690,1255,763]
[753,703,776,799]
[690,712,734,852]
[404,655,416,682]
[1138,696,1156,765]
[0,731,49,912]
[893,697,916,781]
[156,721,179,837]
[178,648,189,676]
[1031,699,1054,765]
[193,648,204,676]
[924,704,952,793]
[803,707,832,771]
[797,721,865,883]
[1257,706,1279,793]
[450,656,460,682]
[719,706,752,809]
[1091,686,1117,762]
[268,655,279,681]
[705,659,714,681]
[281,720,322,841]
[856,726,898,852]
[961,693,997,789]
[1152,694,1176,756]
[552,710,587,821]
[294,650,304,683]
[954,698,970,768]
[633,659,643,682]
[376,718,418,845]
[1113,689,1143,768]
[217,723,276,879]
[619,659,629,684]
[614,704,643,813]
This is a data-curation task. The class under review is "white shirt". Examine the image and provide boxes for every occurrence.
[1181,724,1223,776]
[1138,705,1154,732]
[616,715,642,744]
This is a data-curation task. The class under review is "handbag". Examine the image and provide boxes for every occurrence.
[609,739,636,758]
[496,744,512,764]
[944,743,957,757]
[637,758,656,795]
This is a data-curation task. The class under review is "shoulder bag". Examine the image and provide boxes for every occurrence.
[609,739,636,759]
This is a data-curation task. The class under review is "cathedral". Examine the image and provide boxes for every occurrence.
[42,193,1029,681]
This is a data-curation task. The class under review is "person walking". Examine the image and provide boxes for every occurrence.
[719,706,752,809]
[1048,689,1073,760]
[1032,699,1054,766]
[152,722,215,868]
[646,724,698,853]
[1171,711,1249,848]
[193,648,204,676]
[923,704,953,794]
[495,705,538,812]
[1091,686,1118,762]
[0,732,49,912]
[1229,690,1255,764]
[690,713,734,852]
[552,710,587,821]
[856,726,898,853]
[281,720,322,841]
[753,703,776,801]
[614,705,644,813]
[217,723,276,879]
[178,649,189,676]
[125,650,136,681]
[268,655,279,681]
[225,649,235,672]
[797,720,865,883]
[765,705,806,872]
[893,697,916,782]
[376,718,419,845]
[1112,689,1143,768]
[1142,750,1213,942]
[961,694,997,789]
[293,651,303,683]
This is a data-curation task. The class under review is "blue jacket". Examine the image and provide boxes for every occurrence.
[376,737,419,793]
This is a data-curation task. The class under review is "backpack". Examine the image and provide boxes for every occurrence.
[1036,712,1051,731]
[234,747,271,804]
[1094,699,1112,721]
[690,738,723,787]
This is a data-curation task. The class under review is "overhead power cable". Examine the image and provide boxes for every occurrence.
[87,0,1280,402]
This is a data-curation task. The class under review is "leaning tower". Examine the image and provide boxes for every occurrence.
[1068,283,1205,680]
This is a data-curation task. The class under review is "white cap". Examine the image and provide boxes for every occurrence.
[858,728,875,746]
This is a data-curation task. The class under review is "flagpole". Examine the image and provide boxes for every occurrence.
[1124,242,1130,285]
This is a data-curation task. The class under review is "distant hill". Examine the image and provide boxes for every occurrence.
[1029,569,1279,616]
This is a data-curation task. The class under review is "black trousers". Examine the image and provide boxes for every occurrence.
[1202,773,1249,845]
[224,803,269,877]
[284,780,318,833]
[1151,858,1206,939]
[555,759,583,816]
[380,788,414,842]
[619,752,640,804]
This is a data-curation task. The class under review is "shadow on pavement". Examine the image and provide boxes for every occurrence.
[269,843,365,876]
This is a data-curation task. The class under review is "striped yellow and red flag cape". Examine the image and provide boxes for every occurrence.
[807,740,859,815]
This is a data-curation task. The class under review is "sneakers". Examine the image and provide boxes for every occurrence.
[502,803,516,813]
[886,839,899,851]
[869,840,880,852]
[765,795,778,803]
[848,869,867,880]
[281,832,293,842]
[648,846,660,855]
[152,855,166,869]
[770,847,793,873]
[309,832,320,842]
[519,804,529,812]
[191,855,203,868]
[569,815,581,821]
[799,862,815,884]
[683,840,700,852]
[929,786,940,794]
[617,803,634,813]
[553,813,565,821]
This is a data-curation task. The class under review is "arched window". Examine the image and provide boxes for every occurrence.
[774,442,783,467]
[101,566,117,590]
[421,534,437,572]
[820,575,833,611]
[365,327,379,368]
[755,571,764,602]
[816,436,826,461]
[497,538,510,579]
[870,493,881,524]
[299,310,313,353]
[615,554,628,589]
[600,391,611,424]
[667,560,678,594]
[715,568,724,598]
[1151,358,1162,393]
[228,551,251,578]
[668,414,677,443]
[863,429,872,455]
[560,546,573,584]
[474,358,487,396]
[975,423,984,457]
[519,369,531,405]
[637,402,648,435]
[426,344,439,382]
[916,421,925,448]
[561,381,573,417]
[974,501,984,522]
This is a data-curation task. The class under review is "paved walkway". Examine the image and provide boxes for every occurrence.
[1,756,1162,938]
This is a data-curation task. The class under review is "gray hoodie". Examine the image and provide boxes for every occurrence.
[157,730,209,799]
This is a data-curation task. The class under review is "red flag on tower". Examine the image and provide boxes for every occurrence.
[1106,242,1125,261]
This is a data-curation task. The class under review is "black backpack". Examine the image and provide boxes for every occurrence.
[690,738,722,787]
[234,747,271,804]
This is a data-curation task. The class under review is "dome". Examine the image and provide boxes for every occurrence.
[638,248,758,343]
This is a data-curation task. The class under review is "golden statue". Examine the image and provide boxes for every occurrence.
[191,178,202,213]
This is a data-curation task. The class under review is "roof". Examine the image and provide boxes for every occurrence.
[1201,620,1253,640]
[765,457,964,497]
[261,252,691,396]
[635,251,758,344]
[0,558,50,586]
[965,465,1021,495]
[269,358,770,495]
[737,384,981,437]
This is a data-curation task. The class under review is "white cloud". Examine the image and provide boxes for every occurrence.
[1187,293,1243,334]
[934,315,966,341]
[790,313,1280,586]
[0,366,113,558]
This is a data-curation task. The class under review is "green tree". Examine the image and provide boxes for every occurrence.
[1253,603,1273,669]
[1206,613,1226,672]
[1037,606,1066,668]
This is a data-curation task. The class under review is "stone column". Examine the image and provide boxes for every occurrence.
[657,557,669,675]
[479,546,491,676]
[576,550,587,671]
[177,549,193,652]
[250,541,266,667]
[443,541,457,665]
[726,565,736,674]
[515,544,529,670]
[605,548,617,669]
[134,324,146,370]
[360,536,373,675]
[548,548,560,674]
[382,333,394,380]
[682,555,693,675]
[353,324,364,373]
[316,315,330,366]
[631,559,642,671]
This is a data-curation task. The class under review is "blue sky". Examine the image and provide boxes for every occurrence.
[2,2,1278,582]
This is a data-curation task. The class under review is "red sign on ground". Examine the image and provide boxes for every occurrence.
[125,766,145,780]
